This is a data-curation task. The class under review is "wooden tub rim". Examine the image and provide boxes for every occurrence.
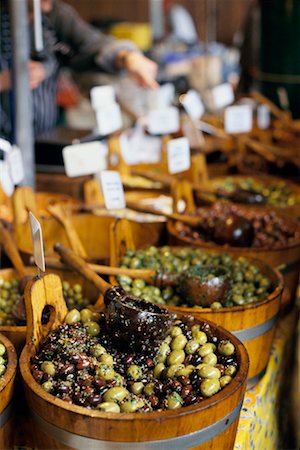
[20,317,249,423]
[0,333,17,399]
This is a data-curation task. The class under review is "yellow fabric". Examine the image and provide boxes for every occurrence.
[234,308,298,450]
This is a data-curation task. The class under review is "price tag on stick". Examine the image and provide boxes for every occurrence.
[0,160,14,196]
[7,146,24,185]
[167,137,191,174]
[99,170,126,210]
[224,105,253,134]
[29,212,45,276]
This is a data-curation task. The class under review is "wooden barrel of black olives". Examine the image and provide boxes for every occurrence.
[0,333,17,449]
[20,274,249,450]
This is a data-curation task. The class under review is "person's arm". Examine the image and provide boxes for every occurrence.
[0,69,11,92]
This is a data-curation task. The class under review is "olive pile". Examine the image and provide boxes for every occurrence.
[0,278,91,326]
[215,177,299,207]
[0,343,7,377]
[31,310,238,412]
[117,246,271,308]
[176,203,300,249]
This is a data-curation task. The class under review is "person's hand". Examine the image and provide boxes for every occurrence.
[28,60,46,90]
[117,51,159,89]
[0,69,11,92]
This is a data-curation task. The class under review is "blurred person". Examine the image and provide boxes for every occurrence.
[0,0,158,141]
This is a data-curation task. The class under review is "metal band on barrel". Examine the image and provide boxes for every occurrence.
[247,368,267,389]
[32,399,243,450]
[0,402,12,427]
[233,313,278,342]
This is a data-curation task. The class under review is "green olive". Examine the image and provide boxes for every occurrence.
[0,356,5,365]
[176,365,195,377]
[104,387,129,403]
[144,383,155,396]
[167,349,185,366]
[225,365,237,376]
[127,365,142,380]
[90,344,106,357]
[97,402,120,413]
[80,308,93,323]
[198,343,216,357]
[130,382,144,395]
[84,321,100,336]
[192,330,207,345]
[218,340,235,356]
[171,334,187,351]
[41,361,56,376]
[198,365,221,379]
[0,365,6,376]
[96,364,115,380]
[185,339,200,354]
[65,309,80,324]
[166,392,183,409]
[155,342,171,363]
[165,364,184,379]
[220,375,232,388]
[99,354,113,366]
[42,381,53,392]
[202,353,217,366]
[153,363,165,379]
[120,399,145,412]
[170,326,182,337]
[200,379,221,397]
[0,343,6,357]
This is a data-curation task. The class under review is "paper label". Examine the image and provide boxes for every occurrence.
[0,160,14,196]
[224,105,253,134]
[63,141,107,177]
[167,137,191,174]
[148,106,180,135]
[120,126,161,165]
[96,103,123,136]
[90,85,116,110]
[0,138,12,153]
[100,170,126,210]
[147,83,175,110]
[257,104,271,129]
[29,212,45,273]
[7,146,24,185]
[181,89,205,120]
[211,83,234,109]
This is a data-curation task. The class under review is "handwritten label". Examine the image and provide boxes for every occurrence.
[167,137,191,174]
[90,85,116,110]
[29,212,45,273]
[181,89,205,120]
[95,103,123,136]
[224,105,253,134]
[63,141,107,177]
[100,170,126,210]
[7,146,24,185]
[257,104,271,129]
[211,83,234,109]
[0,160,14,196]
[148,106,180,135]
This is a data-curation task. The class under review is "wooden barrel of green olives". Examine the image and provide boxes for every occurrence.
[168,206,300,313]
[0,333,17,449]
[20,274,249,450]
[0,267,100,353]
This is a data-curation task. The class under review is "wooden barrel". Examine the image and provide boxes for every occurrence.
[20,274,249,450]
[198,174,300,218]
[0,333,17,450]
[109,221,283,387]
[0,267,99,353]
[14,215,165,263]
[167,207,300,313]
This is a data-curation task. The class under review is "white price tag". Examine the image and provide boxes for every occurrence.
[0,138,12,153]
[90,85,116,110]
[96,103,123,136]
[100,170,126,210]
[29,212,45,273]
[167,137,191,174]
[63,141,107,177]
[257,104,271,129]
[0,160,14,196]
[224,105,253,134]
[120,126,161,165]
[147,83,175,110]
[7,146,24,185]
[148,106,180,135]
[211,83,234,109]
[181,90,205,120]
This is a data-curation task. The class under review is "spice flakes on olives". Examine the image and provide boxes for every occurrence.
[31,310,239,413]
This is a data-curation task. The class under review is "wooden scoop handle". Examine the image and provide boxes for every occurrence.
[47,204,87,258]
[54,243,111,295]
[0,222,27,278]
[24,273,68,348]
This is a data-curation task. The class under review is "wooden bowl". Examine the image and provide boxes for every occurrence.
[20,274,249,450]
[0,333,17,450]
[167,205,300,313]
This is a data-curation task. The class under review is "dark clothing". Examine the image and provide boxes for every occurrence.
[0,0,136,141]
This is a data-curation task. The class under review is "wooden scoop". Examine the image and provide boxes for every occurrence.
[53,243,174,350]
[47,203,87,258]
